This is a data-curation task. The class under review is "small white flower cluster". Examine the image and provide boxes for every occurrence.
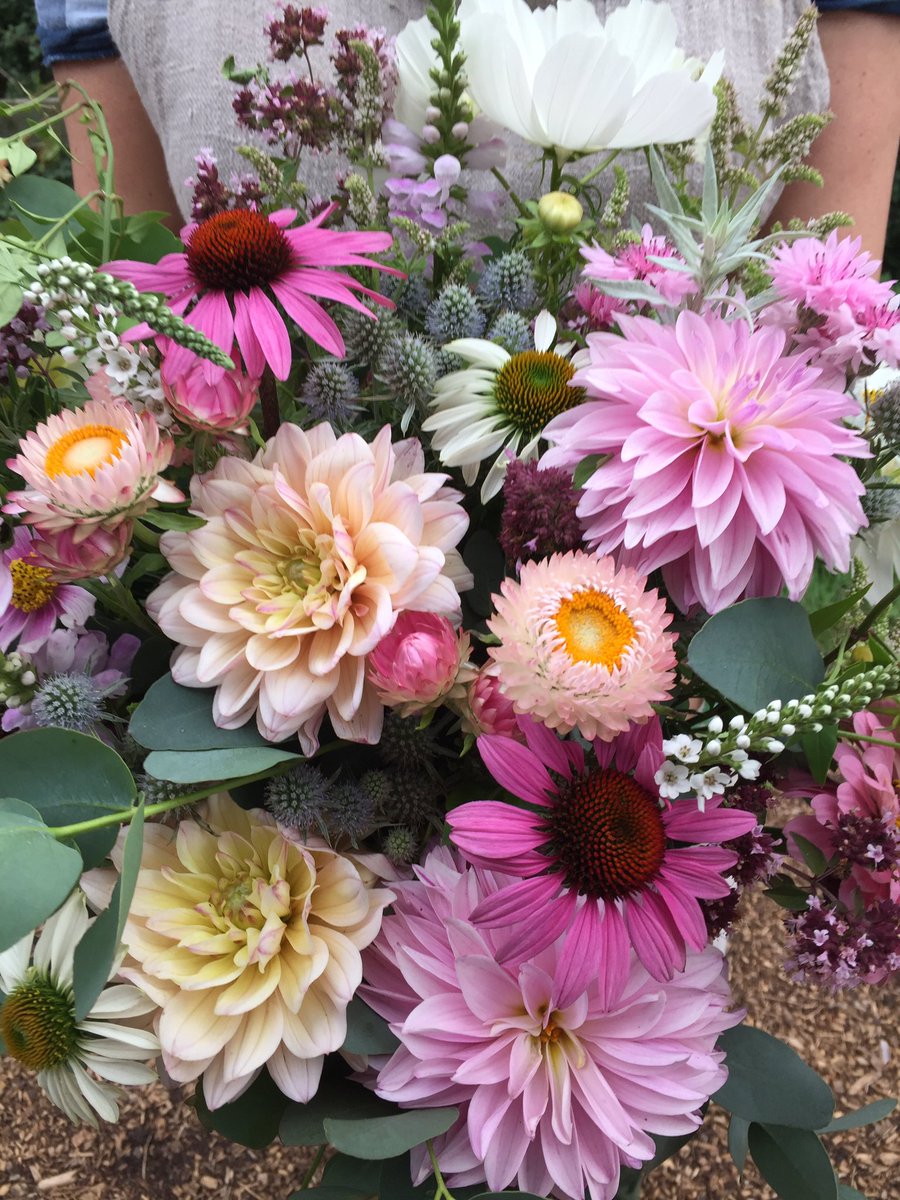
[84,309,171,428]
[22,257,97,365]
[0,650,36,711]
[654,664,899,808]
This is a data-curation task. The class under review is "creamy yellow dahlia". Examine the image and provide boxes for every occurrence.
[117,794,394,1108]
[148,422,471,750]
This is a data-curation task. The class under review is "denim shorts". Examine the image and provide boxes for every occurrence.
[34,0,118,65]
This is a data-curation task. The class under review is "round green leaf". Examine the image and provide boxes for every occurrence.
[0,798,83,952]
[713,1026,834,1129]
[142,746,297,783]
[0,728,135,867]
[280,1077,395,1146]
[748,1123,838,1200]
[687,598,824,713]
[342,997,401,1056]
[130,673,274,751]
[193,1070,287,1148]
[324,1106,459,1161]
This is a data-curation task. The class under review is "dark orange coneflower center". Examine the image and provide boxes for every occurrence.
[187,210,293,292]
[546,768,666,901]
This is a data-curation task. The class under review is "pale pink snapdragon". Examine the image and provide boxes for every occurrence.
[367,610,473,717]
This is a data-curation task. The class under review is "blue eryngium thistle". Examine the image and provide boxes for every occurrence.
[302,360,359,426]
[382,333,437,410]
[426,284,485,343]
[489,311,533,355]
[478,250,537,312]
[265,762,330,830]
[31,673,104,731]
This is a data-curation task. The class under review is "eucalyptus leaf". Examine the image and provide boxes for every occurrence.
[193,1070,287,1148]
[342,997,401,1056]
[280,1078,395,1146]
[728,1115,751,1174]
[0,280,22,326]
[0,728,135,867]
[748,1123,838,1200]
[324,1106,459,1160]
[290,1190,368,1200]
[819,1098,896,1132]
[72,803,144,1021]
[130,673,276,751]
[142,746,297,783]
[0,798,83,953]
[713,1025,834,1129]
[687,598,824,712]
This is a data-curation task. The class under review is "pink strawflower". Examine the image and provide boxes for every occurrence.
[367,610,473,717]
[0,526,94,653]
[581,225,697,308]
[447,717,757,994]
[105,204,399,381]
[486,551,676,742]
[460,664,521,739]
[5,397,180,538]
[147,423,471,752]
[30,523,133,583]
[785,706,900,908]
[163,356,260,432]
[362,845,741,1200]
[542,310,868,613]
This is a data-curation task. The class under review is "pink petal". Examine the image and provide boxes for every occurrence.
[663,800,758,843]
[233,291,266,377]
[622,891,685,980]
[554,900,603,1009]
[270,278,345,358]
[470,873,563,928]
[447,802,546,874]
[247,287,291,379]
[477,734,556,806]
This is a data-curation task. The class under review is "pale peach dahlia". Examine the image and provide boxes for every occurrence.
[5,397,179,538]
[117,794,394,1108]
[148,422,471,750]
[487,550,676,741]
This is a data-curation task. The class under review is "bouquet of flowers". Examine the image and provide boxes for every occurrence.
[0,2,897,1198]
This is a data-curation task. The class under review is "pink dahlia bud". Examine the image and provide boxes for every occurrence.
[368,611,471,717]
[461,663,522,739]
[164,358,260,432]
[32,522,133,582]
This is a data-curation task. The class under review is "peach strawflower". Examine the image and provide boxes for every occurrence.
[148,422,471,751]
[5,397,180,538]
[117,794,394,1109]
[487,550,676,741]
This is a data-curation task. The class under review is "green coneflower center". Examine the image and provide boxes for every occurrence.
[493,350,585,438]
[9,556,57,613]
[546,768,666,901]
[187,209,293,292]
[0,976,78,1070]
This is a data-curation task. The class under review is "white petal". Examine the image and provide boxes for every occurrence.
[533,310,557,353]
[0,932,33,992]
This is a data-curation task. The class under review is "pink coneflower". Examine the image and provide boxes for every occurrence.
[0,526,94,653]
[105,205,399,381]
[487,550,676,742]
[447,717,756,995]
[5,397,179,538]
[361,845,741,1200]
[542,310,868,613]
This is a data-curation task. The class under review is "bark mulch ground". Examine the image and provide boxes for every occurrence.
[1,886,897,1200]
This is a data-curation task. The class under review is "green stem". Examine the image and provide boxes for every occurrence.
[33,191,101,249]
[132,520,161,550]
[841,731,900,750]
[490,166,529,218]
[298,1144,327,1189]
[259,367,281,438]
[426,1141,456,1200]
[577,148,621,188]
[47,761,298,840]
[13,102,85,140]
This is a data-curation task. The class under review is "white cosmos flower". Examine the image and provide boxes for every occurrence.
[457,0,722,157]
[423,311,582,502]
[0,892,159,1127]
[394,15,439,134]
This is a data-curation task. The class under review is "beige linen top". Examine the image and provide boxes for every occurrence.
[107,0,830,225]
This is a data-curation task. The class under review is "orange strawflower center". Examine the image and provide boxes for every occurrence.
[45,424,127,479]
[554,589,638,670]
[547,768,666,901]
[9,556,57,612]
[187,210,293,291]
[494,351,585,439]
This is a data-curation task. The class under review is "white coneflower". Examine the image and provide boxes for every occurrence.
[422,312,583,501]
[0,892,158,1127]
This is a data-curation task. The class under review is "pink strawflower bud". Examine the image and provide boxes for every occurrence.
[31,522,133,583]
[461,663,521,739]
[163,356,260,432]
[368,610,472,717]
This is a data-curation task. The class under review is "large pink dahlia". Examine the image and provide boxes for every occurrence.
[447,717,756,995]
[486,550,676,741]
[105,205,398,381]
[542,310,868,613]
[5,397,179,538]
[147,423,471,751]
[362,846,741,1200]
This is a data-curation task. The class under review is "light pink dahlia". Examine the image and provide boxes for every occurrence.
[447,717,756,996]
[147,423,471,751]
[0,526,94,653]
[105,205,399,382]
[5,397,179,538]
[486,550,676,742]
[542,310,868,613]
[362,845,741,1200]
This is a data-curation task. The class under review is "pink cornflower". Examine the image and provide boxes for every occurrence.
[486,551,677,742]
[581,224,697,308]
[447,717,756,996]
[542,310,868,613]
[362,845,741,1200]
[0,526,94,653]
[105,204,399,381]
[768,231,895,315]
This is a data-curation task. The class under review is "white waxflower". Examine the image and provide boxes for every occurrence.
[655,759,691,799]
[0,892,159,1127]
[662,733,702,763]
